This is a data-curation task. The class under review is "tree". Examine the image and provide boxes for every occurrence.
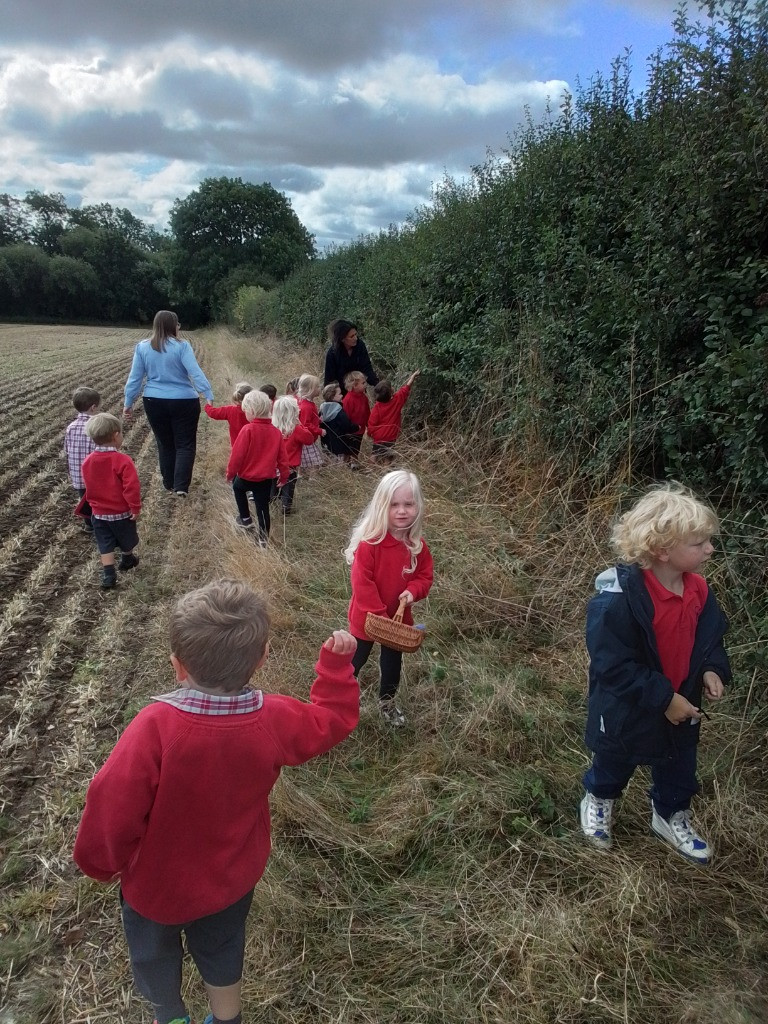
[24,190,68,252]
[169,177,315,317]
[0,194,31,246]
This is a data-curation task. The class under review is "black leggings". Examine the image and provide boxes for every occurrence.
[352,639,403,701]
[233,477,273,536]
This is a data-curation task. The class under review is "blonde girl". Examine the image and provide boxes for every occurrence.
[345,470,433,726]
[296,374,325,474]
[272,396,315,514]
[204,382,253,447]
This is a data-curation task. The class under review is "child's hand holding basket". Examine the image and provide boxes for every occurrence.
[365,596,425,654]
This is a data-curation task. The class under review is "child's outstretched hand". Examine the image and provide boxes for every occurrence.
[665,692,701,724]
[405,370,421,387]
[703,671,724,700]
[323,630,357,657]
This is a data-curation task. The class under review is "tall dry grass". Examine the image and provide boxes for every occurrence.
[1,327,765,1024]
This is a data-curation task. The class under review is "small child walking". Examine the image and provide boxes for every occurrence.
[203,382,252,446]
[65,386,101,533]
[81,413,141,589]
[296,374,325,475]
[226,389,288,543]
[319,382,359,462]
[580,483,730,863]
[272,396,315,515]
[342,371,370,467]
[74,578,360,1024]
[345,469,433,727]
[367,370,420,462]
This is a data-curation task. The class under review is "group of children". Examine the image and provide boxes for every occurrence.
[67,371,732,1024]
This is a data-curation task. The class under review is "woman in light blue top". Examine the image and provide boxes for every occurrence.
[123,310,214,496]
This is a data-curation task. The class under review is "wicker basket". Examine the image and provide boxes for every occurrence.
[365,597,425,654]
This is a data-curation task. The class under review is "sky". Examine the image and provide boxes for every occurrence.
[0,0,681,250]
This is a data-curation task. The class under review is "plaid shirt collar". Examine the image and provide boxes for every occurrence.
[94,446,118,452]
[151,687,264,715]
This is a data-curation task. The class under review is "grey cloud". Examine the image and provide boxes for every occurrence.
[151,67,256,122]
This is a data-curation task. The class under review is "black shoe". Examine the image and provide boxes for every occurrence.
[100,567,117,590]
[118,553,140,572]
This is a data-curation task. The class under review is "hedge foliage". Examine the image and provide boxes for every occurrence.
[243,0,768,499]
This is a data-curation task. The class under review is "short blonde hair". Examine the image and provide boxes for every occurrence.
[241,389,272,421]
[232,381,253,402]
[611,483,719,567]
[85,412,122,444]
[297,373,320,400]
[344,371,366,390]
[272,395,300,436]
[169,579,270,692]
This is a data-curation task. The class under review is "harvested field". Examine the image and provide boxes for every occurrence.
[0,324,765,1024]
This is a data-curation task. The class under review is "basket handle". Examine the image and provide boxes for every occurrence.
[393,597,408,623]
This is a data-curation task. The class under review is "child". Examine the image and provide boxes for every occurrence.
[227,389,288,543]
[81,413,141,590]
[259,383,277,404]
[367,370,420,463]
[272,396,315,515]
[296,374,325,475]
[73,578,360,1024]
[580,483,730,864]
[345,470,433,726]
[319,382,359,462]
[65,386,100,533]
[342,371,370,467]
[286,377,300,398]
[203,382,252,446]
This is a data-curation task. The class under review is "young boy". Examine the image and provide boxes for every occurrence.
[342,371,370,467]
[366,370,420,463]
[81,412,141,589]
[65,386,101,533]
[73,579,359,1024]
[580,484,730,864]
[319,382,359,462]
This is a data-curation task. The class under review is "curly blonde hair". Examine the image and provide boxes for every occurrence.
[611,483,719,567]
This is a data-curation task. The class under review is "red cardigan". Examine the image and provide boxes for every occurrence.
[283,422,316,467]
[297,398,323,438]
[73,646,359,924]
[82,449,142,517]
[227,418,289,485]
[366,384,411,443]
[348,533,433,639]
[342,391,370,436]
[204,402,248,446]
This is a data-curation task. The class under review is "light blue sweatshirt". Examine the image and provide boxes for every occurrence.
[124,338,214,408]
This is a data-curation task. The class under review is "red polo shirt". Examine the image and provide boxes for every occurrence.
[642,570,709,690]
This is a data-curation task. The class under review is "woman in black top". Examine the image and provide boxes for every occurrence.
[323,319,379,395]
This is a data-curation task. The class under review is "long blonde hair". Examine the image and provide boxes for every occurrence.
[344,470,424,571]
[272,395,300,436]
[297,373,320,400]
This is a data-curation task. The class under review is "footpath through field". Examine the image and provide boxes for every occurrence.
[0,325,765,1024]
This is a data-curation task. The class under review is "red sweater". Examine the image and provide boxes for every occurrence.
[348,533,433,638]
[73,646,359,924]
[283,422,316,467]
[298,398,323,438]
[342,390,370,436]
[366,384,411,443]
[82,449,142,517]
[205,402,248,446]
[227,418,289,486]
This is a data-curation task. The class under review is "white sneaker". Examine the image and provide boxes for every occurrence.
[651,808,711,864]
[379,700,406,728]
[580,792,614,849]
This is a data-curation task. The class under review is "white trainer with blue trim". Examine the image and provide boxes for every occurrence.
[580,792,614,849]
[651,808,711,864]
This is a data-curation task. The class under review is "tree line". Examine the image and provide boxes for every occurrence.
[0,178,314,324]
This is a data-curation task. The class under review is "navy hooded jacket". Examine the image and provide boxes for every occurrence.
[584,562,730,765]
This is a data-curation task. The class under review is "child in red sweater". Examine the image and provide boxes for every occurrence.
[227,390,288,543]
[203,382,252,446]
[345,469,433,727]
[296,373,325,475]
[342,371,370,468]
[74,578,360,1024]
[81,412,141,590]
[272,396,314,515]
[367,370,420,463]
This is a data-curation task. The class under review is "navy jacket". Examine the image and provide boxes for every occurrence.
[323,340,378,394]
[585,563,730,764]
[319,402,358,456]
